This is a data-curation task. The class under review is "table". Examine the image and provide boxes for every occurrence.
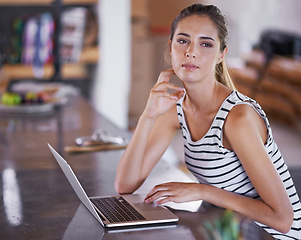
[0,96,274,239]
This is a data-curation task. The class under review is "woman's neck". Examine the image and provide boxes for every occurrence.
[183,80,221,114]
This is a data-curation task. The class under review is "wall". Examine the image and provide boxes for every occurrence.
[202,0,301,57]
[91,0,131,129]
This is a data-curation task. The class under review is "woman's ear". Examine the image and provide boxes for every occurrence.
[217,46,228,64]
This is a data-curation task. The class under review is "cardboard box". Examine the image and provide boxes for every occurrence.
[149,0,198,33]
[129,38,154,128]
[132,0,149,18]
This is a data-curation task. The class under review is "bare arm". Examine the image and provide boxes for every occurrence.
[115,69,184,194]
[222,105,293,233]
[145,105,293,233]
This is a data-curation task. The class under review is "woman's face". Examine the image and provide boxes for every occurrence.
[170,14,225,84]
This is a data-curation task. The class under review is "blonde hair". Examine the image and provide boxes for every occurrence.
[216,60,236,90]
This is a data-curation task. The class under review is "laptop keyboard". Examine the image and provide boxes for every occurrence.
[90,197,146,223]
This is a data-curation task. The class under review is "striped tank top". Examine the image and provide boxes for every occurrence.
[177,90,301,239]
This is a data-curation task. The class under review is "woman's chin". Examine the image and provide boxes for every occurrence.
[173,68,200,84]
[179,75,199,84]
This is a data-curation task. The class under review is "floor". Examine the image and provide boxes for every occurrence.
[269,121,301,168]
[271,120,301,196]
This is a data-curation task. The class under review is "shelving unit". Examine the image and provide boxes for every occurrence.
[2,46,98,80]
[0,0,98,6]
[0,0,99,98]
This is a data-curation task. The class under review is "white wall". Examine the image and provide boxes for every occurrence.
[91,0,131,129]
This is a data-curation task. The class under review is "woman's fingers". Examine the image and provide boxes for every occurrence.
[142,69,184,119]
[150,90,179,100]
[145,183,176,203]
[156,69,175,84]
[145,189,171,204]
[153,81,183,92]
[152,82,183,94]
[172,88,185,100]
[144,182,201,204]
[152,69,184,101]
[150,81,184,103]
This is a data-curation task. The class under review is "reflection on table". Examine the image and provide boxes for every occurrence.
[0,96,274,239]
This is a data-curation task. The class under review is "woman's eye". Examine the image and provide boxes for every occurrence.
[201,43,213,48]
[178,39,188,44]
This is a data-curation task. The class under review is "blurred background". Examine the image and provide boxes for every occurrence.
[129,0,301,130]
[0,0,300,168]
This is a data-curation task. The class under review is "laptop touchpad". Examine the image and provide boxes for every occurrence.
[134,203,163,211]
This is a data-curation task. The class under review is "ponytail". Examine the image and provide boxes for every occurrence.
[215,59,236,90]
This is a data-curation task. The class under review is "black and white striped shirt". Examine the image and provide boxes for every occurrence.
[177,90,301,240]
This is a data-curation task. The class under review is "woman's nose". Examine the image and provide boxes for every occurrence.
[185,52,196,58]
[185,45,196,58]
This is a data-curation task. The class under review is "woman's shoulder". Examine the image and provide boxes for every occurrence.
[224,89,265,127]
[224,101,267,145]
[226,103,257,124]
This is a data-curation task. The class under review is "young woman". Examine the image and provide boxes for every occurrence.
[115,4,301,239]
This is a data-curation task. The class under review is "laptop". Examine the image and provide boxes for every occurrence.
[48,144,179,228]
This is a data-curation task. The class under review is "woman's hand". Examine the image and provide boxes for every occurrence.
[143,69,184,120]
[144,182,203,205]
[115,69,183,195]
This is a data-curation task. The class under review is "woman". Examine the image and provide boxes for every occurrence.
[115,4,301,239]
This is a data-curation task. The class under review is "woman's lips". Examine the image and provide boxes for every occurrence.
[182,63,199,71]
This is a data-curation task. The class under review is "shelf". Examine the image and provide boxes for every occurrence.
[0,0,53,5]
[1,46,99,81]
[79,46,99,63]
[0,0,98,5]
[3,63,87,80]
[63,0,98,4]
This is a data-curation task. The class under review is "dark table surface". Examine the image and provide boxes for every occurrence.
[0,96,274,240]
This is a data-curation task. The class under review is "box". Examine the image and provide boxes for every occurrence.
[132,0,149,18]
[149,0,198,34]
[129,38,154,128]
